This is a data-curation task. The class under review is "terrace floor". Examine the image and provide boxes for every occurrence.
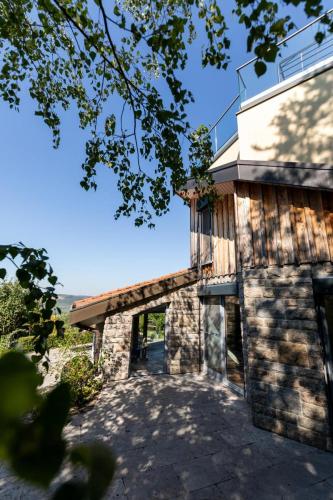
[1,374,333,499]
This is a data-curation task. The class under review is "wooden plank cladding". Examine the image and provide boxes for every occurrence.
[213,195,237,276]
[236,182,333,268]
[189,195,237,276]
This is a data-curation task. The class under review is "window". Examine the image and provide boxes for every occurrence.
[224,296,244,390]
[199,205,212,265]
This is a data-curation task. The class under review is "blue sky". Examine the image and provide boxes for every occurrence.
[1,4,329,295]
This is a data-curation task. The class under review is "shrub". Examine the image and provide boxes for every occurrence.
[60,355,102,407]
[16,330,93,353]
[0,281,29,336]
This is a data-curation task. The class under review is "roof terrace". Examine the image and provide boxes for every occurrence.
[209,9,333,157]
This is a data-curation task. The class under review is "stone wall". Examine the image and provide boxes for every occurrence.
[102,283,200,380]
[240,264,333,450]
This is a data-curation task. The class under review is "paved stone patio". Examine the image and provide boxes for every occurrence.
[1,374,333,499]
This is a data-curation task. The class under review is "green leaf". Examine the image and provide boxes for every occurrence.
[254,60,267,76]
[0,247,7,261]
[0,351,42,425]
[315,32,325,44]
[48,275,57,286]
[0,268,6,279]
[9,384,71,487]
[16,269,30,287]
[263,45,278,63]
[52,481,87,499]
[70,443,116,500]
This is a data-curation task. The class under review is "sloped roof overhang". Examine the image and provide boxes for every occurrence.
[182,159,333,198]
[69,268,199,329]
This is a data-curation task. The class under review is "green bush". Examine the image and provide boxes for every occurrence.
[0,281,29,336]
[61,355,102,407]
[16,330,93,353]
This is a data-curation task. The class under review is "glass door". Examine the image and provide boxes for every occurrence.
[318,295,333,399]
[204,296,225,374]
[203,295,244,392]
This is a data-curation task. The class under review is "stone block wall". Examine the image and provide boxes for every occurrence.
[240,264,332,450]
[101,283,200,380]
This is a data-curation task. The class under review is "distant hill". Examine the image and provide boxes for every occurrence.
[57,294,89,313]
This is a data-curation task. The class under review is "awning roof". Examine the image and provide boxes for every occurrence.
[182,159,333,197]
[70,268,198,329]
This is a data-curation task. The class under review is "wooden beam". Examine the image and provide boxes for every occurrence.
[93,322,104,366]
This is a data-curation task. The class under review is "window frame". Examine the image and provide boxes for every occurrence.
[197,199,213,266]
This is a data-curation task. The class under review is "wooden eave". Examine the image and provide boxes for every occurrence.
[181,159,333,198]
[69,268,199,329]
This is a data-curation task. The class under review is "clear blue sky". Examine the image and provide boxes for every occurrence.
[1,4,328,295]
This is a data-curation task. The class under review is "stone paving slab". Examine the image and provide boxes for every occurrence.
[1,374,333,499]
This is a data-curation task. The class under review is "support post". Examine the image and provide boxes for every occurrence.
[131,315,140,362]
[142,313,148,359]
[93,322,104,367]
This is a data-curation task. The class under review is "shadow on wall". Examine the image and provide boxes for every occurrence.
[63,375,333,499]
[252,69,333,168]
[243,266,332,451]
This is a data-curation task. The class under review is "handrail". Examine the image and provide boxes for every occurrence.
[281,33,333,66]
[279,32,333,79]
[236,7,333,72]
[207,94,240,135]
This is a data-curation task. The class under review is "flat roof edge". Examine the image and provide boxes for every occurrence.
[184,160,333,193]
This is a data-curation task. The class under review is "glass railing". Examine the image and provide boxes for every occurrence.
[237,9,333,103]
[208,95,240,155]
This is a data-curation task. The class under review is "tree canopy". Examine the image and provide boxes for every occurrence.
[1,0,332,226]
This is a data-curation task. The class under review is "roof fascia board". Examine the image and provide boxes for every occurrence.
[187,160,333,191]
[70,269,198,326]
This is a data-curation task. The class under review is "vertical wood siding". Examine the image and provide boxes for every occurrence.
[211,195,237,275]
[190,195,237,275]
[236,182,333,268]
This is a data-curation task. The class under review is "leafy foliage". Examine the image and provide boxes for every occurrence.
[0,281,28,337]
[0,245,115,498]
[0,0,331,226]
[61,355,103,407]
[16,329,93,353]
[148,313,165,340]
[0,243,63,363]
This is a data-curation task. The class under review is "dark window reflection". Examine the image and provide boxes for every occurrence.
[200,207,212,264]
[225,296,244,389]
